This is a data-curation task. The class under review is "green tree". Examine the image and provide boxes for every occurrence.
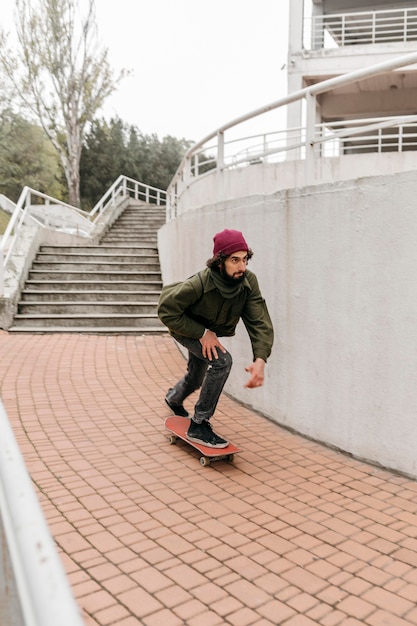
[80,117,192,208]
[0,0,126,208]
[0,110,64,202]
[80,117,126,208]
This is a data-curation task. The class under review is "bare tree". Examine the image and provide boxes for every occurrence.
[0,0,126,207]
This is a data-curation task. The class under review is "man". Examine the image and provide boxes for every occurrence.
[157,229,274,448]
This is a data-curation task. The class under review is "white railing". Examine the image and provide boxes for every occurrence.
[0,398,83,626]
[315,115,417,157]
[308,7,417,50]
[0,177,167,295]
[90,175,167,217]
[166,50,417,218]
[0,187,94,270]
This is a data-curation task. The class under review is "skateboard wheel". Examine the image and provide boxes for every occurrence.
[200,456,210,467]
[227,454,234,462]
[168,435,177,444]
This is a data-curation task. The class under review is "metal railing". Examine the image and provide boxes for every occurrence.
[0,187,94,270]
[90,175,166,218]
[0,398,83,626]
[315,115,417,156]
[0,177,166,296]
[166,50,417,218]
[308,7,417,50]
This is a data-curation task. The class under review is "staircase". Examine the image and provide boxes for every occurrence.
[8,202,168,334]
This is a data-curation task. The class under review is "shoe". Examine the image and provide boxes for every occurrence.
[187,420,229,448]
[165,390,189,418]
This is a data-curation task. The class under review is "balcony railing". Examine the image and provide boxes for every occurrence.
[308,7,417,50]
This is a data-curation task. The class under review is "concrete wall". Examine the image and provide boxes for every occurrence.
[174,152,417,213]
[158,168,417,479]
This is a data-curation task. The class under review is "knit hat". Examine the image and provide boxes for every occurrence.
[213,229,249,256]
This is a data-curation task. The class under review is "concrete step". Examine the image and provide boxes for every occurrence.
[100,236,158,242]
[103,229,160,235]
[40,245,158,254]
[31,261,161,271]
[25,280,163,291]
[11,313,166,328]
[18,301,159,314]
[111,221,162,228]
[97,242,158,248]
[21,290,160,302]
[112,224,163,230]
[28,270,162,281]
[37,253,160,262]
[8,326,168,335]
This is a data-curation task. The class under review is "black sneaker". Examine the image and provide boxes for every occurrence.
[165,390,189,418]
[187,420,229,448]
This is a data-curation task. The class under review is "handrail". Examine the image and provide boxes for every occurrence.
[166,50,417,217]
[0,177,167,296]
[0,397,83,626]
[90,175,167,217]
[0,187,94,269]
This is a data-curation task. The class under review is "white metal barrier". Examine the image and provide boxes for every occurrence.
[0,187,94,270]
[308,7,417,50]
[0,398,84,626]
[90,174,167,217]
[0,176,167,297]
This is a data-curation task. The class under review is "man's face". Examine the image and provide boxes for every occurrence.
[223,250,248,282]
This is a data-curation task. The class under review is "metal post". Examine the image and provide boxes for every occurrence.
[305,92,317,185]
[216,131,225,203]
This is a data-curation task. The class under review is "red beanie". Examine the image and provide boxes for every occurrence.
[213,229,249,256]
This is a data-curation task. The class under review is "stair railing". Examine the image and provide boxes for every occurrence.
[0,177,167,297]
[0,187,94,271]
[90,175,167,218]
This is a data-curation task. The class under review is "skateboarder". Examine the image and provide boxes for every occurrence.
[158,229,274,448]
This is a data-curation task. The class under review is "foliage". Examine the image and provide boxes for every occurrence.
[0,208,10,235]
[0,0,126,207]
[0,110,64,202]
[80,117,192,209]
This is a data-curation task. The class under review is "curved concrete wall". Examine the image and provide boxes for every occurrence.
[158,168,417,479]
[173,152,417,213]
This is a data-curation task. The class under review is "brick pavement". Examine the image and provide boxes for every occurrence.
[1,331,417,625]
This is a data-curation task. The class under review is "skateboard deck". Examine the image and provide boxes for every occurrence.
[165,415,241,466]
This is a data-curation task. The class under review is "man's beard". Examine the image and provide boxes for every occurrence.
[221,267,246,284]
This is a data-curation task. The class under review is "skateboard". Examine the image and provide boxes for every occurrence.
[165,415,241,466]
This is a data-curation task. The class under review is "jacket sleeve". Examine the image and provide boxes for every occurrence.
[157,278,206,338]
[241,274,274,362]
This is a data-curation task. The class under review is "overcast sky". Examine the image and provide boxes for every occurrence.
[2,0,290,143]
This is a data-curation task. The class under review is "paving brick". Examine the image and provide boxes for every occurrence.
[3,333,417,626]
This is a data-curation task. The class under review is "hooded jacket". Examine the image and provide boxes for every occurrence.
[157,267,274,362]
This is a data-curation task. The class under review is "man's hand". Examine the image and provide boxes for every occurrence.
[200,329,226,361]
[244,358,266,388]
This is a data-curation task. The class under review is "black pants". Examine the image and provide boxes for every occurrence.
[167,333,233,423]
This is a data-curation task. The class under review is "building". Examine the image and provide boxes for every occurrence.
[287,0,417,158]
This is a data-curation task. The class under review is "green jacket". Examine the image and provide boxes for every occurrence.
[157,267,274,362]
